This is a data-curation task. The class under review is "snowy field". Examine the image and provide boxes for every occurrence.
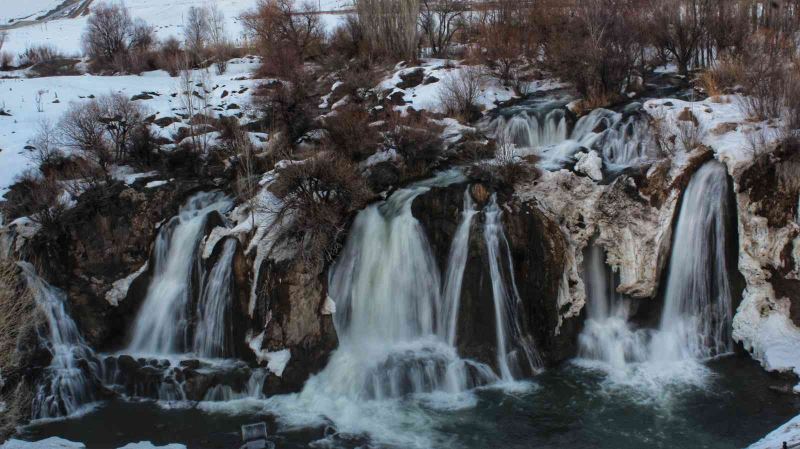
[0,57,262,195]
[1,0,352,57]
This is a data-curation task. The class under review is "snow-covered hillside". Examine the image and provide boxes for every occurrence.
[1,0,351,57]
[0,58,262,195]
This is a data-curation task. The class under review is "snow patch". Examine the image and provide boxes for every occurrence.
[116,443,186,449]
[105,263,149,306]
[574,150,603,181]
[1,438,85,449]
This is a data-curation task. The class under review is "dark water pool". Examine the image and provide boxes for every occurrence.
[19,355,799,449]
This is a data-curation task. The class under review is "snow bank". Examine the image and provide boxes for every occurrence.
[1,438,85,449]
[116,443,187,449]
[747,414,800,449]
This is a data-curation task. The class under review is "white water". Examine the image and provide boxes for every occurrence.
[193,238,237,358]
[488,107,658,171]
[440,190,477,346]
[651,161,733,361]
[484,195,541,379]
[18,262,100,419]
[128,191,232,355]
[576,161,734,392]
[576,245,649,378]
[263,173,552,448]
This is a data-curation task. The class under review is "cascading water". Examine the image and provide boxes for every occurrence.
[576,245,649,376]
[484,195,541,379]
[128,191,232,355]
[576,161,735,389]
[650,160,734,361]
[193,238,237,358]
[262,174,546,448]
[18,262,101,419]
[440,190,477,346]
[488,106,657,171]
[323,171,493,400]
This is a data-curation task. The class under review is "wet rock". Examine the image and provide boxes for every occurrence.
[397,68,425,89]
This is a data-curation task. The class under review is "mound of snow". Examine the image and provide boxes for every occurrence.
[116,442,186,449]
[1,437,85,449]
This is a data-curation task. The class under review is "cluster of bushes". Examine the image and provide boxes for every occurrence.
[79,2,237,75]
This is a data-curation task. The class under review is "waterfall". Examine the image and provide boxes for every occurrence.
[323,171,494,400]
[650,160,733,361]
[440,190,477,346]
[484,195,541,380]
[193,238,237,358]
[18,262,100,419]
[576,245,649,376]
[488,107,657,171]
[575,161,735,388]
[128,191,232,355]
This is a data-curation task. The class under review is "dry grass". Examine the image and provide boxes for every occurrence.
[0,260,39,438]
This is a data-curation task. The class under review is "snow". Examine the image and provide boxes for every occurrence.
[378,61,518,115]
[0,58,260,197]
[2,0,352,58]
[265,349,291,377]
[116,443,186,449]
[145,180,169,189]
[111,166,159,185]
[321,296,336,315]
[644,96,782,176]
[1,438,85,449]
[106,262,148,306]
[0,0,64,25]
[574,150,603,181]
[747,414,800,449]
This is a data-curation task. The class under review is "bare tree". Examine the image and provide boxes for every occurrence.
[83,2,134,63]
[177,61,213,153]
[184,6,210,65]
[439,66,486,121]
[206,3,233,74]
[650,0,707,76]
[241,0,323,75]
[356,0,420,61]
[98,93,148,160]
[419,0,465,58]
[28,120,63,167]
[59,101,112,175]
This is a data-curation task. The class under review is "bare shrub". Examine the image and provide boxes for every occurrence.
[419,0,465,58]
[356,0,420,62]
[543,0,645,101]
[327,16,366,61]
[323,104,380,161]
[0,52,12,70]
[269,153,371,268]
[19,45,62,66]
[157,37,184,76]
[59,101,111,174]
[676,118,708,152]
[699,57,745,96]
[649,0,706,76]
[253,73,316,146]
[241,0,323,77]
[384,114,444,176]
[28,120,63,167]
[439,66,485,122]
[98,93,148,160]
[736,33,797,123]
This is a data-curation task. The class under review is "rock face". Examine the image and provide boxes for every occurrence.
[18,181,210,350]
[412,183,572,367]
[730,143,800,386]
[251,248,338,393]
